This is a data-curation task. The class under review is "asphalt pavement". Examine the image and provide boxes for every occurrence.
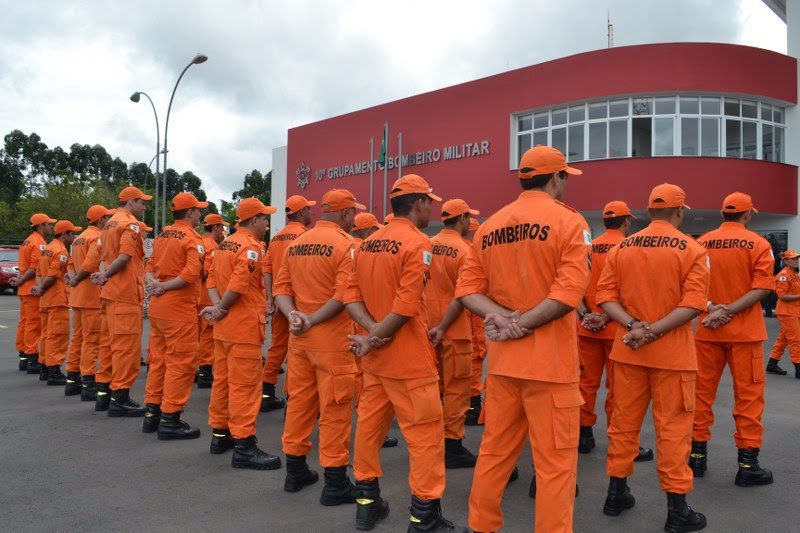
[0,293,797,532]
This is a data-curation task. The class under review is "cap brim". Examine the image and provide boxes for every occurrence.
[468,208,480,216]
[565,166,583,175]
[427,192,443,202]
[306,201,317,207]
[752,207,759,213]
[72,226,83,232]
[684,204,692,210]
[47,218,57,224]
[197,201,209,209]
[354,202,366,211]
[262,206,278,215]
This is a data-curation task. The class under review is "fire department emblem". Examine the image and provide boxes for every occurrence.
[296,162,311,190]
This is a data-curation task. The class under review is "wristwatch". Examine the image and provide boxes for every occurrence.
[625,318,640,331]
[577,310,587,320]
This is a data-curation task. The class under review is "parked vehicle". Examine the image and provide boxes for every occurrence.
[0,246,20,294]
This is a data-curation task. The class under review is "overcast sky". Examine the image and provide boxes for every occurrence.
[0,0,786,206]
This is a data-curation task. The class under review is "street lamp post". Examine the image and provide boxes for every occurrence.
[130,91,160,234]
[162,53,208,229]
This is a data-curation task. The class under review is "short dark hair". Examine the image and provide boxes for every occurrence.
[390,192,428,217]
[519,170,567,191]
[442,215,460,228]
[286,210,304,222]
[118,201,127,207]
[240,213,267,227]
[604,215,630,230]
[723,211,747,222]
[204,224,218,232]
[172,209,188,220]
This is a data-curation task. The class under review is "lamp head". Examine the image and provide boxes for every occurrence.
[130,92,141,103]
[192,54,208,65]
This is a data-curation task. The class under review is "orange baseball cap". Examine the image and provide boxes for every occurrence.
[286,195,317,215]
[518,146,582,178]
[54,220,82,234]
[384,213,395,224]
[353,213,383,232]
[171,192,209,211]
[602,200,634,219]
[118,186,153,202]
[388,174,442,201]
[236,197,277,221]
[86,205,115,223]
[783,249,799,259]
[30,213,57,226]
[203,213,229,227]
[722,192,758,214]
[321,189,365,212]
[648,183,691,209]
[469,218,480,232]
[142,223,153,233]
[441,199,480,220]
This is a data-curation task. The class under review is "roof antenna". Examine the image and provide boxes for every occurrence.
[607,9,614,48]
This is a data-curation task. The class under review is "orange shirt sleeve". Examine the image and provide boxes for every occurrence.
[775,270,791,297]
[272,258,293,298]
[752,242,776,291]
[19,243,32,272]
[262,247,273,274]
[344,264,364,304]
[333,246,355,302]
[119,224,141,257]
[547,222,591,308]
[228,246,259,294]
[206,254,217,290]
[678,249,710,311]
[454,240,489,298]
[46,249,65,278]
[30,244,43,274]
[81,239,102,273]
[393,240,430,317]
[595,246,620,305]
[177,240,202,283]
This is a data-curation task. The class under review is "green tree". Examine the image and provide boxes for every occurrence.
[232,169,271,205]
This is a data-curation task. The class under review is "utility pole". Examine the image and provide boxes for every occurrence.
[607,9,614,48]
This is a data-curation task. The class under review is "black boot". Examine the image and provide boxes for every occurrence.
[80,375,97,401]
[197,364,213,389]
[603,476,636,516]
[107,389,146,417]
[26,354,40,374]
[64,372,82,396]
[320,466,356,506]
[507,466,519,486]
[407,496,466,532]
[18,352,28,371]
[94,382,111,411]
[47,366,67,386]
[734,448,773,487]
[665,492,707,532]
[795,363,800,379]
[231,436,281,470]
[688,441,707,478]
[578,426,595,454]
[382,435,399,448]
[284,454,319,492]
[157,411,201,440]
[529,474,536,498]
[635,446,655,462]
[210,428,235,454]
[142,404,161,433]
[766,359,787,375]
[355,479,389,531]
[260,382,285,412]
[39,362,49,381]
[444,438,477,469]
[465,395,482,426]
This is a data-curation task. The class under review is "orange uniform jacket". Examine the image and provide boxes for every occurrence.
[100,209,145,304]
[695,222,775,341]
[69,226,103,309]
[596,220,710,370]
[273,220,355,351]
[263,221,308,280]
[38,240,70,308]
[198,234,217,307]
[19,232,46,296]
[146,220,204,322]
[579,229,625,340]
[426,229,472,342]
[775,266,800,317]
[208,228,267,346]
[344,217,437,379]
[455,190,592,383]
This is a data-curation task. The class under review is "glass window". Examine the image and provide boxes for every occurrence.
[654,117,674,155]
[589,122,607,159]
[609,120,627,158]
[701,97,720,115]
[552,108,567,126]
[774,107,784,124]
[701,118,719,156]
[762,124,774,162]
[0,251,18,261]
[680,97,699,115]
[534,111,549,129]
[517,134,531,161]
[518,115,532,132]
[552,127,567,156]
[775,127,785,162]
[632,117,652,157]
[588,102,608,120]
[609,99,628,117]
[726,120,741,157]
[761,104,773,122]
[632,98,652,116]
[742,122,757,159]
[533,130,548,147]
[742,100,757,119]
[724,98,740,117]
[655,97,676,115]
[569,105,585,123]
[568,124,585,161]
[681,117,699,156]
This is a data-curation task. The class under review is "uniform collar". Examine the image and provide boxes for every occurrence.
[315,220,340,230]
[285,221,306,230]
[518,190,555,201]
[439,228,462,238]
[603,228,626,238]
[649,220,676,230]
[720,221,745,229]
[173,219,195,230]
[389,217,417,229]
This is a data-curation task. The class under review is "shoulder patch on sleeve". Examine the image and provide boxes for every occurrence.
[129,223,140,233]
[706,256,711,269]
[246,249,259,261]
[422,251,432,266]
[96,238,102,245]
[780,275,787,282]
[350,248,355,260]
[197,245,205,255]
[39,244,46,251]
[583,230,592,245]
[59,254,68,263]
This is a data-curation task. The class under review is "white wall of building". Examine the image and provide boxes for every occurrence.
[271,145,288,234]
[784,0,800,248]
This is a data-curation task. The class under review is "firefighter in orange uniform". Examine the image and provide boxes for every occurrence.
[597,183,709,532]
[577,201,654,462]
[768,250,800,377]
[66,205,114,399]
[464,217,485,426]
[426,199,478,469]
[457,146,588,533]
[143,193,207,439]
[11,213,55,375]
[32,220,81,385]
[203,197,282,470]
[197,213,229,388]
[91,186,151,417]
[689,192,775,486]
[275,188,364,504]
[261,195,316,412]
[346,175,466,531]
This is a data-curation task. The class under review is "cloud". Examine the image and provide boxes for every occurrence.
[0,0,786,206]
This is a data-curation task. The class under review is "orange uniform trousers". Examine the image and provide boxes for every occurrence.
[75,308,101,376]
[607,362,695,494]
[770,315,800,364]
[20,295,42,355]
[15,294,26,353]
[96,302,112,383]
[578,337,615,428]
[208,340,262,439]
[470,351,485,397]
[354,371,445,500]
[282,346,358,467]
[262,312,289,386]
[145,318,200,413]
[468,375,581,533]
[67,309,83,373]
[105,300,143,391]
[197,306,215,366]
[693,341,765,449]
[40,306,69,367]
[439,339,473,440]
